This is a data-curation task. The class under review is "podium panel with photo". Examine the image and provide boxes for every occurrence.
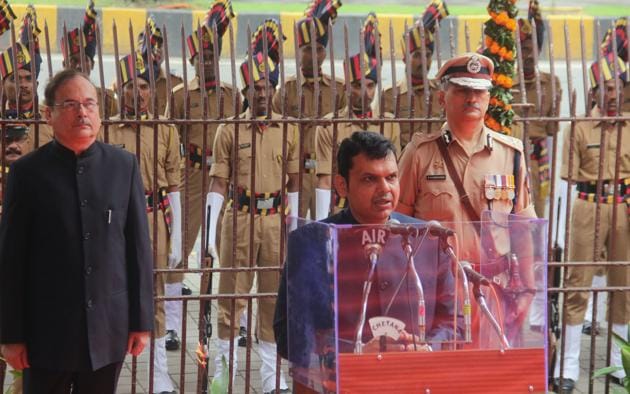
[283,213,548,393]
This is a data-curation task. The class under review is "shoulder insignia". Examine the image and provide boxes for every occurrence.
[491,130,524,151]
[409,130,441,147]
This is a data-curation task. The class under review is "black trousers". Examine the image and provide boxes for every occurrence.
[23,361,123,394]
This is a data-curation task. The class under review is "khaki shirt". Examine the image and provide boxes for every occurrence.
[397,125,535,262]
[511,72,562,139]
[560,107,630,182]
[315,107,401,175]
[210,110,299,193]
[154,69,183,117]
[168,76,240,154]
[96,86,119,119]
[272,73,347,156]
[381,77,442,147]
[107,115,182,190]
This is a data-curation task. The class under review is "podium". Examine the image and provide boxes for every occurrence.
[283,212,548,393]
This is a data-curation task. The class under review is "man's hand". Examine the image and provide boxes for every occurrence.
[1,343,29,370]
[127,331,150,356]
[362,331,432,353]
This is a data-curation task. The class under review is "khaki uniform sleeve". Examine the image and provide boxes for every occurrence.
[560,122,580,180]
[209,123,233,179]
[396,141,419,216]
[272,89,282,115]
[390,122,402,158]
[162,124,182,187]
[337,84,348,110]
[286,124,300,174]
[315,124,333,175]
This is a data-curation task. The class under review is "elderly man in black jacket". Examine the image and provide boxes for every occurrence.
[0,69,154,393]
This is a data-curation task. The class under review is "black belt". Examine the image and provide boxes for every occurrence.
[186,142,213,169]
[576,179,629,196]
[228,187,283,215]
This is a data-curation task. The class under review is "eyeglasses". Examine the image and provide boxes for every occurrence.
[53,100,99,112]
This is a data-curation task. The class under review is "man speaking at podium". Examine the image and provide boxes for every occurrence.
[274,132,459,371]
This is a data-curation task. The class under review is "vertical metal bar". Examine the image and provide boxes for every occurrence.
[417,18,431,135]
[375,21,384,135]
[579,19,590,117]
[464,21,470,53]
[388,21,398,120]
[25,20,39,149]
[403,23,413,145]
[329,20,339,216]
[434,18,442,69]
[343,23,351,118]
[558,89,577,392]
[359,22,366,116]
[95,23,109,142]
[43,21,52,78]
[293,22,304,217]
[162,25,174,119]
[227,18,241,394]
[448,20,456,58]
[514,21,530,160]
[310,19,321,118]
[530,18,542,117]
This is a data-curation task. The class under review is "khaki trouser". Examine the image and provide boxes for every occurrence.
[217,210,282,343]
[299,171,316,219]
[564,198,630,325]
[529,157,548,218]
[148,210,168,337]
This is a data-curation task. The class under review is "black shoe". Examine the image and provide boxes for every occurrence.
[165,330,180,351]
[238,326,247,347]
[582,321,600,336]
[181,285,192,295]
[552,378,575,394]
[263,389,291,394]
[156,391,177,394]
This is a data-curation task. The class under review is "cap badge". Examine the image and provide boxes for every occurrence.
[467,55,482,74]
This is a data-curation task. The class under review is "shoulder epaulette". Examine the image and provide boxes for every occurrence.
[172,82,186,94]
[409,130,442,147]
[491,130,524,151]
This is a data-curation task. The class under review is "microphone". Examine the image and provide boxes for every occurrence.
[425,220,456,238]
[460,261,491,287]
[387,218,455,239]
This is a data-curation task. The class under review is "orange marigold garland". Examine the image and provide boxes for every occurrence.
[483,0,518,135]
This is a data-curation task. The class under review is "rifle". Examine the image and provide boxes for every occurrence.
[548,197,562,380]
[200,207,215,394]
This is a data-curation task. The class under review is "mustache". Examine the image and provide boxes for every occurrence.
[464,103,481,110]
[5,147,21,155]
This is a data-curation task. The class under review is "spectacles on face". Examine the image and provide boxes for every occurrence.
[53,99,99,112]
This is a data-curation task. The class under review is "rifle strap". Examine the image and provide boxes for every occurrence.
[436,136,481,233]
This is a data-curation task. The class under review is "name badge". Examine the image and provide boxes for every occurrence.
[239,143,251,149]
[426,174,446,181]
[586,144,601,149]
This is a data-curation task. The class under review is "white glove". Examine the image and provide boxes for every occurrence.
[287,192,299,230]
[205,192,224,257]
[315,188,332,220]
[167,191,182,269]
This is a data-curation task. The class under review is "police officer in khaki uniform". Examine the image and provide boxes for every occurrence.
[552,54,630,393]
[136,16,183,117]
[207,20,297,394]
[272,0,346,219]
[381,0,448,148]
[60,0,118,119]
[165,0,240,350]
[314,18,401,219]
[599,17,630,112]
[397,53,537,347]
[109,52,182,394]
[511,0,562,218]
